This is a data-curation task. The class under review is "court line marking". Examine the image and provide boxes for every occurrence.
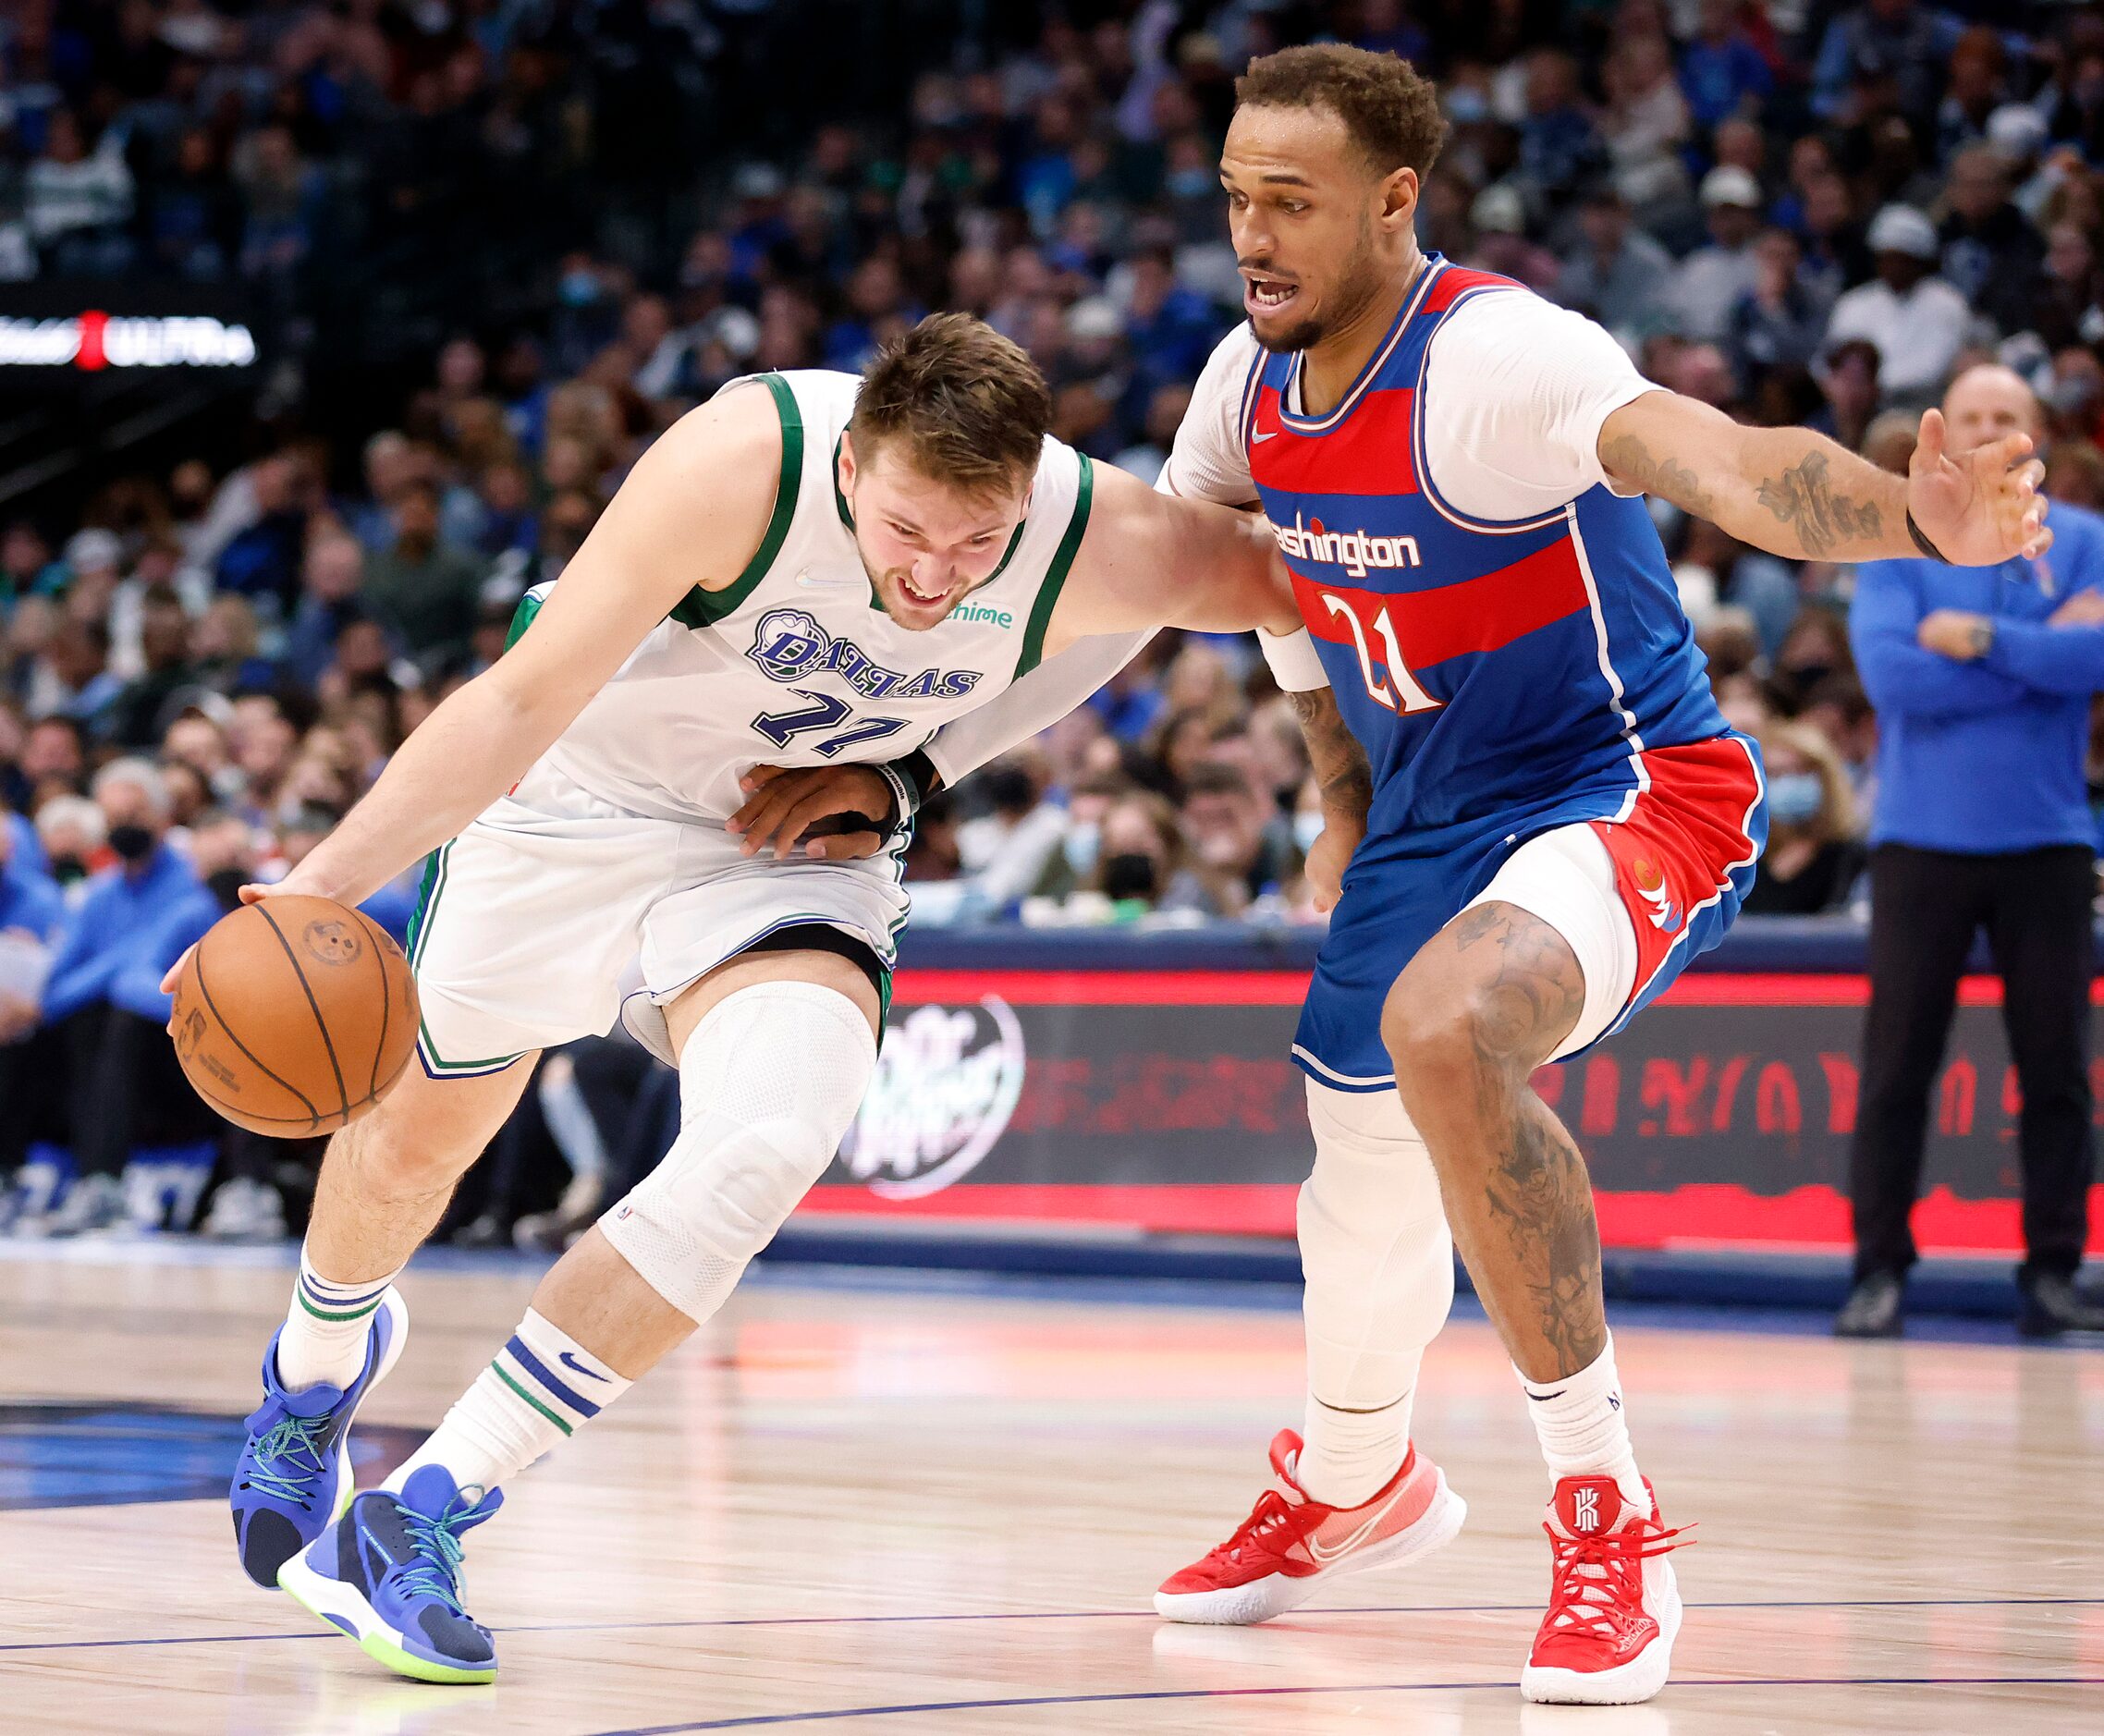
[589,1679,2104,1734]
[2,1598,2098,1655]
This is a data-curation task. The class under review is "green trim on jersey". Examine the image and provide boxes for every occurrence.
[503,586,548,651]
[1013,453,1095,680]
[667,373,804,630]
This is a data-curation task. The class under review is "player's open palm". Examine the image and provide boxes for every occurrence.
[1907,408,2051,567]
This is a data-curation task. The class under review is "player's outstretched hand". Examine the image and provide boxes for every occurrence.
[728,764,892,862]
[1907,409,2051,567]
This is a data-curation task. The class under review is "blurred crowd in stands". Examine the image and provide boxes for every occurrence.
[10,0,2104,1240]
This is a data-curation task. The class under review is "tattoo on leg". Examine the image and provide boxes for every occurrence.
[1393,904,1607,1377]
[1755,450,1884,558]
[1486,1102,1608,1372]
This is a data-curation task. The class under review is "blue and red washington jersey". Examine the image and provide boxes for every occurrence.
[1242,257,1766,1090]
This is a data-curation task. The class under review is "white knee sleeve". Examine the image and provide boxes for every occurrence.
[599,981,875,1322]
[1299,1080,1455,1413]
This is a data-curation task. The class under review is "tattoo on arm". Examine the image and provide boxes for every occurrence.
[1754,449,1884,558]
[1599,433,1714,520]
[1287,687,1373,819]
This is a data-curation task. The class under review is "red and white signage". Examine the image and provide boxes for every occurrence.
[0,311,256,369]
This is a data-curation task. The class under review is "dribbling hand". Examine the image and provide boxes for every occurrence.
[157,875,319,997]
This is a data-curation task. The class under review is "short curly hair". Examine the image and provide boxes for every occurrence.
[850,312,1050,497]
[1235,45,1446,179]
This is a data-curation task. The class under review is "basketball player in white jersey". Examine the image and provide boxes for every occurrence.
[205,314,1314,1683]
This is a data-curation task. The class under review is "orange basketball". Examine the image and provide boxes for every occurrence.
[168,895,420,1138]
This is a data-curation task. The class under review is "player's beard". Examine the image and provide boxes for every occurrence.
[1252,218,1388,356]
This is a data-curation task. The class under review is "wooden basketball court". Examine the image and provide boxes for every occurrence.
[1,1243,2098,1732]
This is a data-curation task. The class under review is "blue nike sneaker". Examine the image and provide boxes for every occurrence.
[230,1287,410,1587]
[276,1464,504,1684]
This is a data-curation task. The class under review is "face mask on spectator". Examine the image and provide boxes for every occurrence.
[1292,811,1327,853]
[49,854,88,884]
[1101,851,1158,902]
[1767,772,1824,827]
[107,824,156,862]
[1167,166,1213,198]
[1064,820,1100,874]
[206,867,249,907]
[559,269,601,307]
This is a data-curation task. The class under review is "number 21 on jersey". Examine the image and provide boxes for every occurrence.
[1318,592,1441,714]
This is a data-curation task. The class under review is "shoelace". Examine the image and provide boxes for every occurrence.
[393,1499,483,1611]
[247,1414,330,1506]
[1202,1487,1315,1568]
[1541,1517,1691,1640]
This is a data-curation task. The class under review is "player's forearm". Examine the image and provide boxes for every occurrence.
[1604,414,1915,564]
[1289,688,1372,824]
[289,674,557,905]
[922,630,1151,789]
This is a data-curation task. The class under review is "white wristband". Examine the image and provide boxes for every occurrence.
[1258,626,1330,692]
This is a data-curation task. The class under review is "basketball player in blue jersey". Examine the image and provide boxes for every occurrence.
[1126,46,2050,1706]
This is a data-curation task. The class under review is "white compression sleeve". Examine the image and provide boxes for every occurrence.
[922,628,1154,789]
[1259,627,1329,691]
[599,982,875,1323]
[1297,1080,1456,1507]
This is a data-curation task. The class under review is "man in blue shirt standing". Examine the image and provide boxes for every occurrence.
[18,760,221,1237]
[0,810,67,1225]
[1846,364,2104,1337]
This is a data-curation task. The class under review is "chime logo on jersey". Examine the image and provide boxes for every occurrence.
[747,607,984,701]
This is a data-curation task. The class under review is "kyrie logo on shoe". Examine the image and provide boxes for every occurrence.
[1573,1487,1601,1533]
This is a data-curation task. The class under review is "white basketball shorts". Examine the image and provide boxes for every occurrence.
[404,762,908,1078]
[1462,823,1638,1062]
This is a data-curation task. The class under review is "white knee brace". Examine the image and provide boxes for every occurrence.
[1299,1079,1456,1412]
[599,981,876,1322]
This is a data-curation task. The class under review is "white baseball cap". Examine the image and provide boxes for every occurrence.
[1471,183,1526,235]
[1986,104,2049,157]
[1866,202,1939,260]
[1699,165,1762,210]
[64,528,122,573]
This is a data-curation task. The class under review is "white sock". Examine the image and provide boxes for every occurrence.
[275,1248,405,1391]
[1517,1333,1647,1513]
[386,1308,631,1497]
[1298,1387,1415,1508]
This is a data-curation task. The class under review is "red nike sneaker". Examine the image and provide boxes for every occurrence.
[1520,1474,1689,1705]
[1154,1428,1465,1625]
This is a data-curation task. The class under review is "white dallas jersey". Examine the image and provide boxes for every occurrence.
[515,370,1095,824]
